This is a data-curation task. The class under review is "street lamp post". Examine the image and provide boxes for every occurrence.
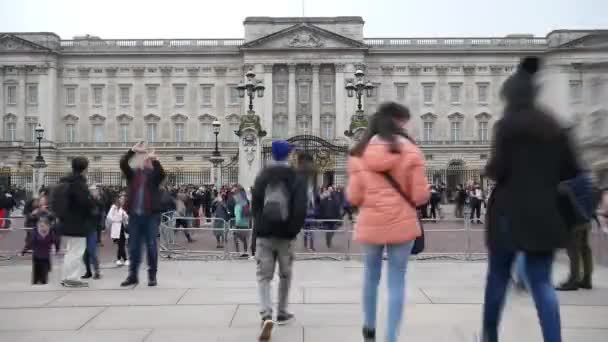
[237,69,265,113]
[34,123,45,164]
[344,69,375,139]
[212,120,221,157]
[209,120,224,188]
[31,123,46,197]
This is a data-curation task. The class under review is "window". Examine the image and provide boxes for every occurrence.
[6,85,17,105]
[273,116,288,139]
[174,123,185,142]
[396,84,406,101]
[174,86,185,105]
[423,84,434,104]
[201,86,212,105]
[322,84,334,104]
[201,123,213,142]
[119,124,129,143]
[93,86,103,106]
[298,83,310,104]
[146,86,158,105]
[65,124,76,143]
[450,84,462,104]
[229,87,239,105]
[27,84,38,105]
[5,122,16,141]
[321,116,334,139]
[569,81,582,104]
[275,84,287,104]
[119,86,130,105]
[478,66,488,72]
[93,156,102,162]
[450,121,462,142]
[591,80,602,105]
[480,154,488,160]
[478,121,489,142]
[66,87,76,106]
[423,67,433,73]
[297,116,310,133]
[175,156,184,161]
[27,123,37,142]
[478,83,489,104]
[450,67,461,73]
[146,123,157,143]
[423,122,434,141]
[229,122,240,142]
[93,124,104,143]
[425,154,433,161]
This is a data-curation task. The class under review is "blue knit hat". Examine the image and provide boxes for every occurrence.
[271,140,293,161]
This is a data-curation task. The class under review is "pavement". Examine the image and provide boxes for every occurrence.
[1,258,608,342]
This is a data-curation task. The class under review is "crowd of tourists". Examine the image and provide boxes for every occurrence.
[3,56,608,342]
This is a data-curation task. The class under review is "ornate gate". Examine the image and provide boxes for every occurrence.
[262,135,349,187]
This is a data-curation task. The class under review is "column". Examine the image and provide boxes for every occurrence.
[335,63,346,138]
[0,66,5,141]
[262,64,274,137]
[311,63,321,135]
[287,63,296,137]
[214,66,227,140]
[18,67,27,141]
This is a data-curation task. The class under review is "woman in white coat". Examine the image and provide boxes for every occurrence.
[107,195,129,266]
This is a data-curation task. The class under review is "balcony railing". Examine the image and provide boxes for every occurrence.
[54,141,239,149]
[59,39,244,51]
[365,37,547,49]
[417,140,490,146]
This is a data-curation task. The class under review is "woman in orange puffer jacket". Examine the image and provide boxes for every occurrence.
[347,102,430,342]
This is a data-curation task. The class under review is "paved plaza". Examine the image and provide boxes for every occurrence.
[0,258,607,342]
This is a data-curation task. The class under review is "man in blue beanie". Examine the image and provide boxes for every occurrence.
[251,140,307,341]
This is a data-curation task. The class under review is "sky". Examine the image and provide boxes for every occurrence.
[0,0,606,39]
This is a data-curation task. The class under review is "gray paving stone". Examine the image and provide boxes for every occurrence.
[0,307,104,331]
[419,286,486,304]
[178,287,303,305]
[146,327,303,342]
[304,325,469,342]
[303,286,431,304]
[563,328,608,342]
[231,304,361,327]
[0,291,65,308]
[556,289,608,306]
[560,306,608,329]
[85,305,237,329]
[0,330,151,342]
[48,288,187,307]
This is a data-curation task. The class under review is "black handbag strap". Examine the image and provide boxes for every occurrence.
[382,172,417,210]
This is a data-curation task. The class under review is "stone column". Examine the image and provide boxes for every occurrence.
[31,162,47,197]
[0,66,5,141]
[262,64,274,138]
[237,114,265,190]
[335,63,347,138]
[133,67,146,140]
[287,63,297,137]
[312,63,321,135]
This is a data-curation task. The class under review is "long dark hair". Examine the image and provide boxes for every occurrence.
[350,102,411,157]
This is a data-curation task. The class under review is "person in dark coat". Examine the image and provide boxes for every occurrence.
[481,57,580,342]
[318,186,342,249]
[119,142,166,287]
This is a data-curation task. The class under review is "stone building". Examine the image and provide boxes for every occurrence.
[0,17,607,188]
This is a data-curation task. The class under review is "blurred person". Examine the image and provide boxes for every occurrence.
[455,184,466,218]
[347,102,430,342]
[120,142,166,287]
[470,184,483,224]
[82,186,103,280]
[30,214,57,285]
[429,185,441,222]
[175,190,194,243]
[233,185,251,257]
[212,193,230,249]
[319,186,342,249]
[481,57,580,342]
[108,195,129,266]
[251,141,308,341]
[51,157,97,288]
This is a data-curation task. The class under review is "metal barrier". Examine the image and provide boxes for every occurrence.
[0,219,32,261]
[159,213,229,260]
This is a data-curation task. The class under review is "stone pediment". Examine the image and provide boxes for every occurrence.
[241,24,367,50]
[0,34,53,53]
[558,33,608,50]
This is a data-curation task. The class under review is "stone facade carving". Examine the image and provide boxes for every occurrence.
[133,66,145,77]
[242,131,257,165]
[408,64,421,76]
[463,65,476,76]
[288,32,323,48]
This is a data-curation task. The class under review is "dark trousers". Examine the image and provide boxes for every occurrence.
[128,214,159,280]
[32,257,50,284]
[115,226,128,261]
[176,219,193,242]
[565,223,593,284]
[470,200,482,222]
[234,229,249,254]
[430,203,439,219]
[324,222,338,249]
[83,231,100,275]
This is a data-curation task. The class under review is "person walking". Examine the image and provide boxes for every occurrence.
[319,186,342,249]
[455,184,466,218]
[233,186,251,258]
[51,157,97,288]
[251,141,308,341]
[347,102,430,342]
[481,57,580,342]
[429,185,441,222]
[212,193,230,249]
[175,190,194,243]
[119,142,166,287]
[30,214,57,285]
[108,195,129,266]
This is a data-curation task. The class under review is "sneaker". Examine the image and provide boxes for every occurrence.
[556,281,579,291]
[93,273,102,280]
[258,318,274,341]
[148,277,157,287]
[240,253,249,258]
[125,260,130,266]
[276,312,295,326]
[579,280,593,290]
[61,280,89,288]
[116,260,124,266]
[120,277,138,287]
[362,327,376,342]
[81,272,93,279]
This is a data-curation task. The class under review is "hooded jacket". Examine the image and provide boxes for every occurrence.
[347,136,430,245]
[56,174,97,237]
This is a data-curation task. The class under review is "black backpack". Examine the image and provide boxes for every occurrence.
[49,182,71,220]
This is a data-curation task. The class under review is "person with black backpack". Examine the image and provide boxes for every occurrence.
[251,140,307,342]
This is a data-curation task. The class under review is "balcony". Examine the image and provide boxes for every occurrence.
[54,141,239,149]
[59,39,244,53]
[417,140,490,146]
[365,37,547,50]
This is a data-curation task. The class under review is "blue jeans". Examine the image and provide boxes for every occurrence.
[514,253,529,289]
[483,248,561,342]
[128,214,159,280]
[362,241,414,342]
[83,231,99,274]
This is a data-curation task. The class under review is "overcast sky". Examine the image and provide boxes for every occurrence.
[0,0,606,39]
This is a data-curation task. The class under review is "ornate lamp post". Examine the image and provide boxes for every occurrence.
[209,120,224,188]
[344,69,374,140]
[237,69,265,113]
[34,123,45,164]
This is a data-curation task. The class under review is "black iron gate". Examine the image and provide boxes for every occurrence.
[262,135,349,187]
